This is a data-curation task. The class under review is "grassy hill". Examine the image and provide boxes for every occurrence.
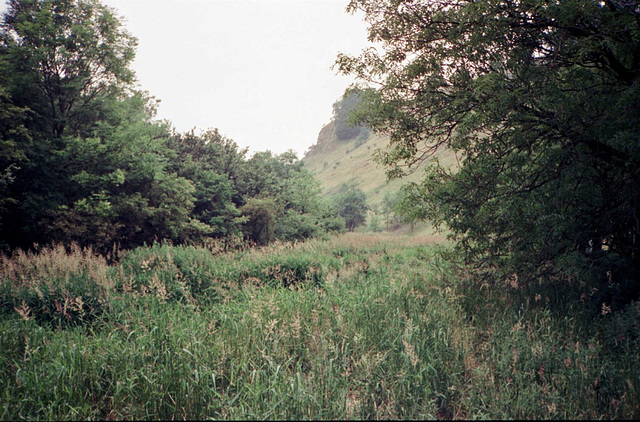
[302,120,455,237]
[304,121,410,206]
[303,121,456,207]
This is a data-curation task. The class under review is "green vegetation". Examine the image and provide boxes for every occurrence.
[332,90,371,142]
[2,0,639,419]
[337,0,640,294]
[1,234,639,419]
[332,184,369,232]
[0,0,343,254]
[303,102,455,235]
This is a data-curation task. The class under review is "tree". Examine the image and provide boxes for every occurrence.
[381,191,401,230]
[337,0,640,291]
[332,184,369,232]
[332,89,370,141]
[239,150,342,243]
[166,129,246,241]
[0,0,348,252]
[1,0,137,139]
[0,1,204,252]
[0,0,139,249]
[39,93,206,252]
[368,212,383,232]
[0,85,30,244]
[240,197,279,246]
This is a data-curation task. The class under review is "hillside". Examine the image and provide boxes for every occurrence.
[302,120,455,210]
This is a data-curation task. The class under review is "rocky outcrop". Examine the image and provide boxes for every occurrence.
[303,121,336,159]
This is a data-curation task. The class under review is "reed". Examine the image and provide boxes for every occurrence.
[1,234,638,419]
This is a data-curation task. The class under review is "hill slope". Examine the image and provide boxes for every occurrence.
[302,121,454,209]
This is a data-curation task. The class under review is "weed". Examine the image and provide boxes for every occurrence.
[0,234,638,419]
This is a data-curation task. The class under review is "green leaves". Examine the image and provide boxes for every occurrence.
[339,0,640,288]
[333,184,369,232]
[0,0,346,252]
[2,0,137,138]
[238,151,340,244]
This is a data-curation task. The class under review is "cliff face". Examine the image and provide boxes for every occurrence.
[303,121,336,159]
[302,114,455,238]
[302,121,405,206]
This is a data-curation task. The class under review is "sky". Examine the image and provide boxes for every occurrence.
[91,0,372,158]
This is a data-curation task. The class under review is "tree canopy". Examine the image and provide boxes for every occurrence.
[337,0,640,294]
[1,0,137,139]
[333,184,369,232]
[0,0,343,253]
[332,89,371,141]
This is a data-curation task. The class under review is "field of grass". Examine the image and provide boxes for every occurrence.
[1,233,639,420]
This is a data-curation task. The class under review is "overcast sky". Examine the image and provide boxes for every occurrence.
[89,0,370,157]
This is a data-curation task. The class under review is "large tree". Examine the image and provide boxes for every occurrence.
[0,0,344,252]
[337,0,640,292]
[333,184,369,232]
[45,94,206,252]
[0,84,30,247]
[240,150,342,243]
[166,129,247,241]
[0,0,202,251]
[1,0,136,139]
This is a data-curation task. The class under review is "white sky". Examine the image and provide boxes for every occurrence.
[99,0,371,157]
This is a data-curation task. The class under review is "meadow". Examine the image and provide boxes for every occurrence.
[1,233,638,420]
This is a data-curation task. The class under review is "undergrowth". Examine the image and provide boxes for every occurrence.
[1,233,638,419]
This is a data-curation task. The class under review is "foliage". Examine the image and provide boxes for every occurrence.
[381,190,403,230]
[1,0,137,139]
[0,0,341,252]
[332,184,369,231]
[0,0,195,251]
[367,212,383,232]
[331,88,371,141]
[336,0,640,291]
[45,94,210,252]
[240,197,280,246]
[166,129,247,241]
[0,85,29,242]
[240,151,343,244]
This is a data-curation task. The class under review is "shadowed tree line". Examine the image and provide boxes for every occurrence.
[337,0,640,304]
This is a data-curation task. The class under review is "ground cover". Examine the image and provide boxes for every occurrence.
[1,233,638,419]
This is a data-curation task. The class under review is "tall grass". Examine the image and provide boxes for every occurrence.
[1,233,638,419]
[0,244,112,328]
